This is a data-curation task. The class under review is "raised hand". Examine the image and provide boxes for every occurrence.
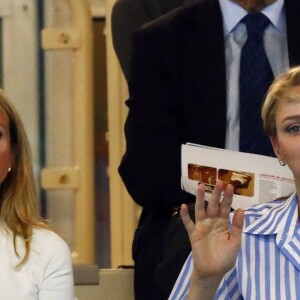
[180,181,244,299]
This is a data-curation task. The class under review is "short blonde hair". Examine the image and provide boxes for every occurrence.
[262,66,300,137]
[0,90,47,267]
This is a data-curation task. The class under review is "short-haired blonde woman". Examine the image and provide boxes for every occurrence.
[0,91,74,299]
[169,66,300,299]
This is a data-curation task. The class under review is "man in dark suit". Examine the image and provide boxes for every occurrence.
[118,0,300,299]
[111,0,198,80]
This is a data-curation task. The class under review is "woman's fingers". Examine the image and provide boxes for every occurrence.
[230,208,244,242]
[206,181,224,218]
[195,183,206,221]
[181,181,242,238]
[219,184,234,219]
[180,203,195,236]
[180,183,206,236]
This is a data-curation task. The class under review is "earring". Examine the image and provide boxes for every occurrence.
[279,160,286,166]
[7,167,11,172]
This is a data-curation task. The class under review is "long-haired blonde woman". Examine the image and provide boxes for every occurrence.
[0,90,74,299]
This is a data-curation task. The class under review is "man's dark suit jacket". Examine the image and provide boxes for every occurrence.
[111,0,198,80]
[119,0,300,299]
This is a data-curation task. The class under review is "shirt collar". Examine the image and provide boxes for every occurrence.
[219,0,285,37]
[243,193,298,236]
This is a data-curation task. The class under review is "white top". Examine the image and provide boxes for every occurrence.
[0,226,75,300]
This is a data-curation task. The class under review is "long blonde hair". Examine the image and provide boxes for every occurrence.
[0,90,47,267]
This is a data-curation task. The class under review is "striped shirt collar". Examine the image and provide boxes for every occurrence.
[244,193,300,272]
[243,193,298,238]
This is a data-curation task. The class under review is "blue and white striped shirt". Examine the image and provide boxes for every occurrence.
[169,193,300,299]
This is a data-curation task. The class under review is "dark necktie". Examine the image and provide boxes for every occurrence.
[239,13,275,157]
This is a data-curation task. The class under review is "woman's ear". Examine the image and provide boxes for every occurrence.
[270,136,281,159]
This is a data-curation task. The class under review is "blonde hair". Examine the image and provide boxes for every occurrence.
[262,66,300,137]
[0,90,47,267]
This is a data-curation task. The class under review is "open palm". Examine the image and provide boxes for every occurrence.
[181,181,244,279]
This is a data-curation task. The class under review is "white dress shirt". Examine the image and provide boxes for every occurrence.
[0,226,75,299]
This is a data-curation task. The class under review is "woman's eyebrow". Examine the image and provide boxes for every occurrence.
[281,115,300,122]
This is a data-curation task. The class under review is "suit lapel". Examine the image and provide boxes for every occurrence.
[285,0,300,66]
[182,0,227,147]
[184,0,200,5]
